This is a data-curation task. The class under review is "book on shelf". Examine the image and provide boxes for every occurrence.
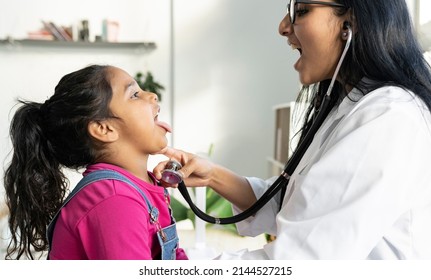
[41,20,72,41]
[61,26,73,41]
[102,19,119,42]
[27,30,54,41]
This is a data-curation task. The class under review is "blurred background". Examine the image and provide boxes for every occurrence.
[0,0,430,259]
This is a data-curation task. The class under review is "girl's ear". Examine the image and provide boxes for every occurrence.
[88,120,119,143]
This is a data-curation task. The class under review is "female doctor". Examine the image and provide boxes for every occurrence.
[154,0,431,259]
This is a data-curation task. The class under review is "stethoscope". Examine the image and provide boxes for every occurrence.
[162,24,353,225]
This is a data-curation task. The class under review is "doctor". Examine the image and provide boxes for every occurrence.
[154,0,431,259]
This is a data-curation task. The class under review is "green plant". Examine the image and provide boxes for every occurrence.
[134,71,165,101]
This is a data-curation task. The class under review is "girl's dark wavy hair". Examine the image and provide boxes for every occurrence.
[295,0,431,143]
[4,64,115,259]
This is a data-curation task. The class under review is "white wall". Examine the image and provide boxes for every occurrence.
[416,0,431,51]
[173,0,298,178]
[1,0,300,193]
[405,0,430,50]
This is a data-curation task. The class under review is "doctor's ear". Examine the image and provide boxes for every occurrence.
[341,11,356,40]
[88,120,119,143]
[341,21,352,40]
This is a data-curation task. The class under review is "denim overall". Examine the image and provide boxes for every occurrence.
[47,170,179,260]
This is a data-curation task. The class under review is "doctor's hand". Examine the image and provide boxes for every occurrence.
[153,147,215,188]
[155,147,257,210]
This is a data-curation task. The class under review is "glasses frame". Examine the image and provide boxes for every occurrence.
[287,0,345,24]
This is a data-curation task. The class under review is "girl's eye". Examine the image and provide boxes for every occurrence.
[131,92,140,99]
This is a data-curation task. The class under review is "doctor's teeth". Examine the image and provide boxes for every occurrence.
[290,44,300,51]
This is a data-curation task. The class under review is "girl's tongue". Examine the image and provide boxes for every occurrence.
[156,120,172,133]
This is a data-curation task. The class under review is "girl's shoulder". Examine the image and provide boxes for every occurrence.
[84,163,164,194]
[65,164,163,216]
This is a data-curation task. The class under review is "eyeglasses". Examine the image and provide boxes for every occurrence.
[287,0,345,24]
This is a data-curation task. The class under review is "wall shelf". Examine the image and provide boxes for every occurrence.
[267,102,299,177]
[0,38,156,51]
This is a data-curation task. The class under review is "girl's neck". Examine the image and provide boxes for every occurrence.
[96,145,152,183]
[96,159,152,184]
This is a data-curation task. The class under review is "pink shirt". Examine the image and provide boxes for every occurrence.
[49,163,188,260]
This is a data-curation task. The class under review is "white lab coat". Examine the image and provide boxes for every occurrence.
[217,85,431,259]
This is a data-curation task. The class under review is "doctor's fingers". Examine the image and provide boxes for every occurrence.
[153,148,191,178]
[179,156,214,187]
[153,146,179,158]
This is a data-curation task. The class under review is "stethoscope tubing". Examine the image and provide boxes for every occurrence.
[177,95,331,225]
[177,27,353,225]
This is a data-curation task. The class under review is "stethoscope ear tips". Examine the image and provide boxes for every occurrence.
[343,21,351,30]
[341,21,352,40]
[161,160,183,184]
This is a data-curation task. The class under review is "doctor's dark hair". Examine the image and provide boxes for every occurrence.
[296,0,431,142]
[4,64,115,259]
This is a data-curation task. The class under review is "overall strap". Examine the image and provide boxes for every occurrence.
[46,170,160,254]
[162,187,177,224]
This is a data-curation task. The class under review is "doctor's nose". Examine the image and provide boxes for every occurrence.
[279,13,293,37]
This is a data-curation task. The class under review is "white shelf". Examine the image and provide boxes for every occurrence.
[0,38,156,51]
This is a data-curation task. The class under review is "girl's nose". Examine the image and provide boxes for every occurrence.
[147,91,158,103]
[279,14,293,37]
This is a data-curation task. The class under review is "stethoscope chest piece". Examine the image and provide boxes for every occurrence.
[161,160,183,184]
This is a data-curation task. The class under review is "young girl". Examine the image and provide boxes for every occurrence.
[4,64,188,260]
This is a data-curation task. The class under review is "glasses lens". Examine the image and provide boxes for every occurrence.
[290,0,295,24]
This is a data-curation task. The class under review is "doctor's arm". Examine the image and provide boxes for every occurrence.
[153,147,257,211]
